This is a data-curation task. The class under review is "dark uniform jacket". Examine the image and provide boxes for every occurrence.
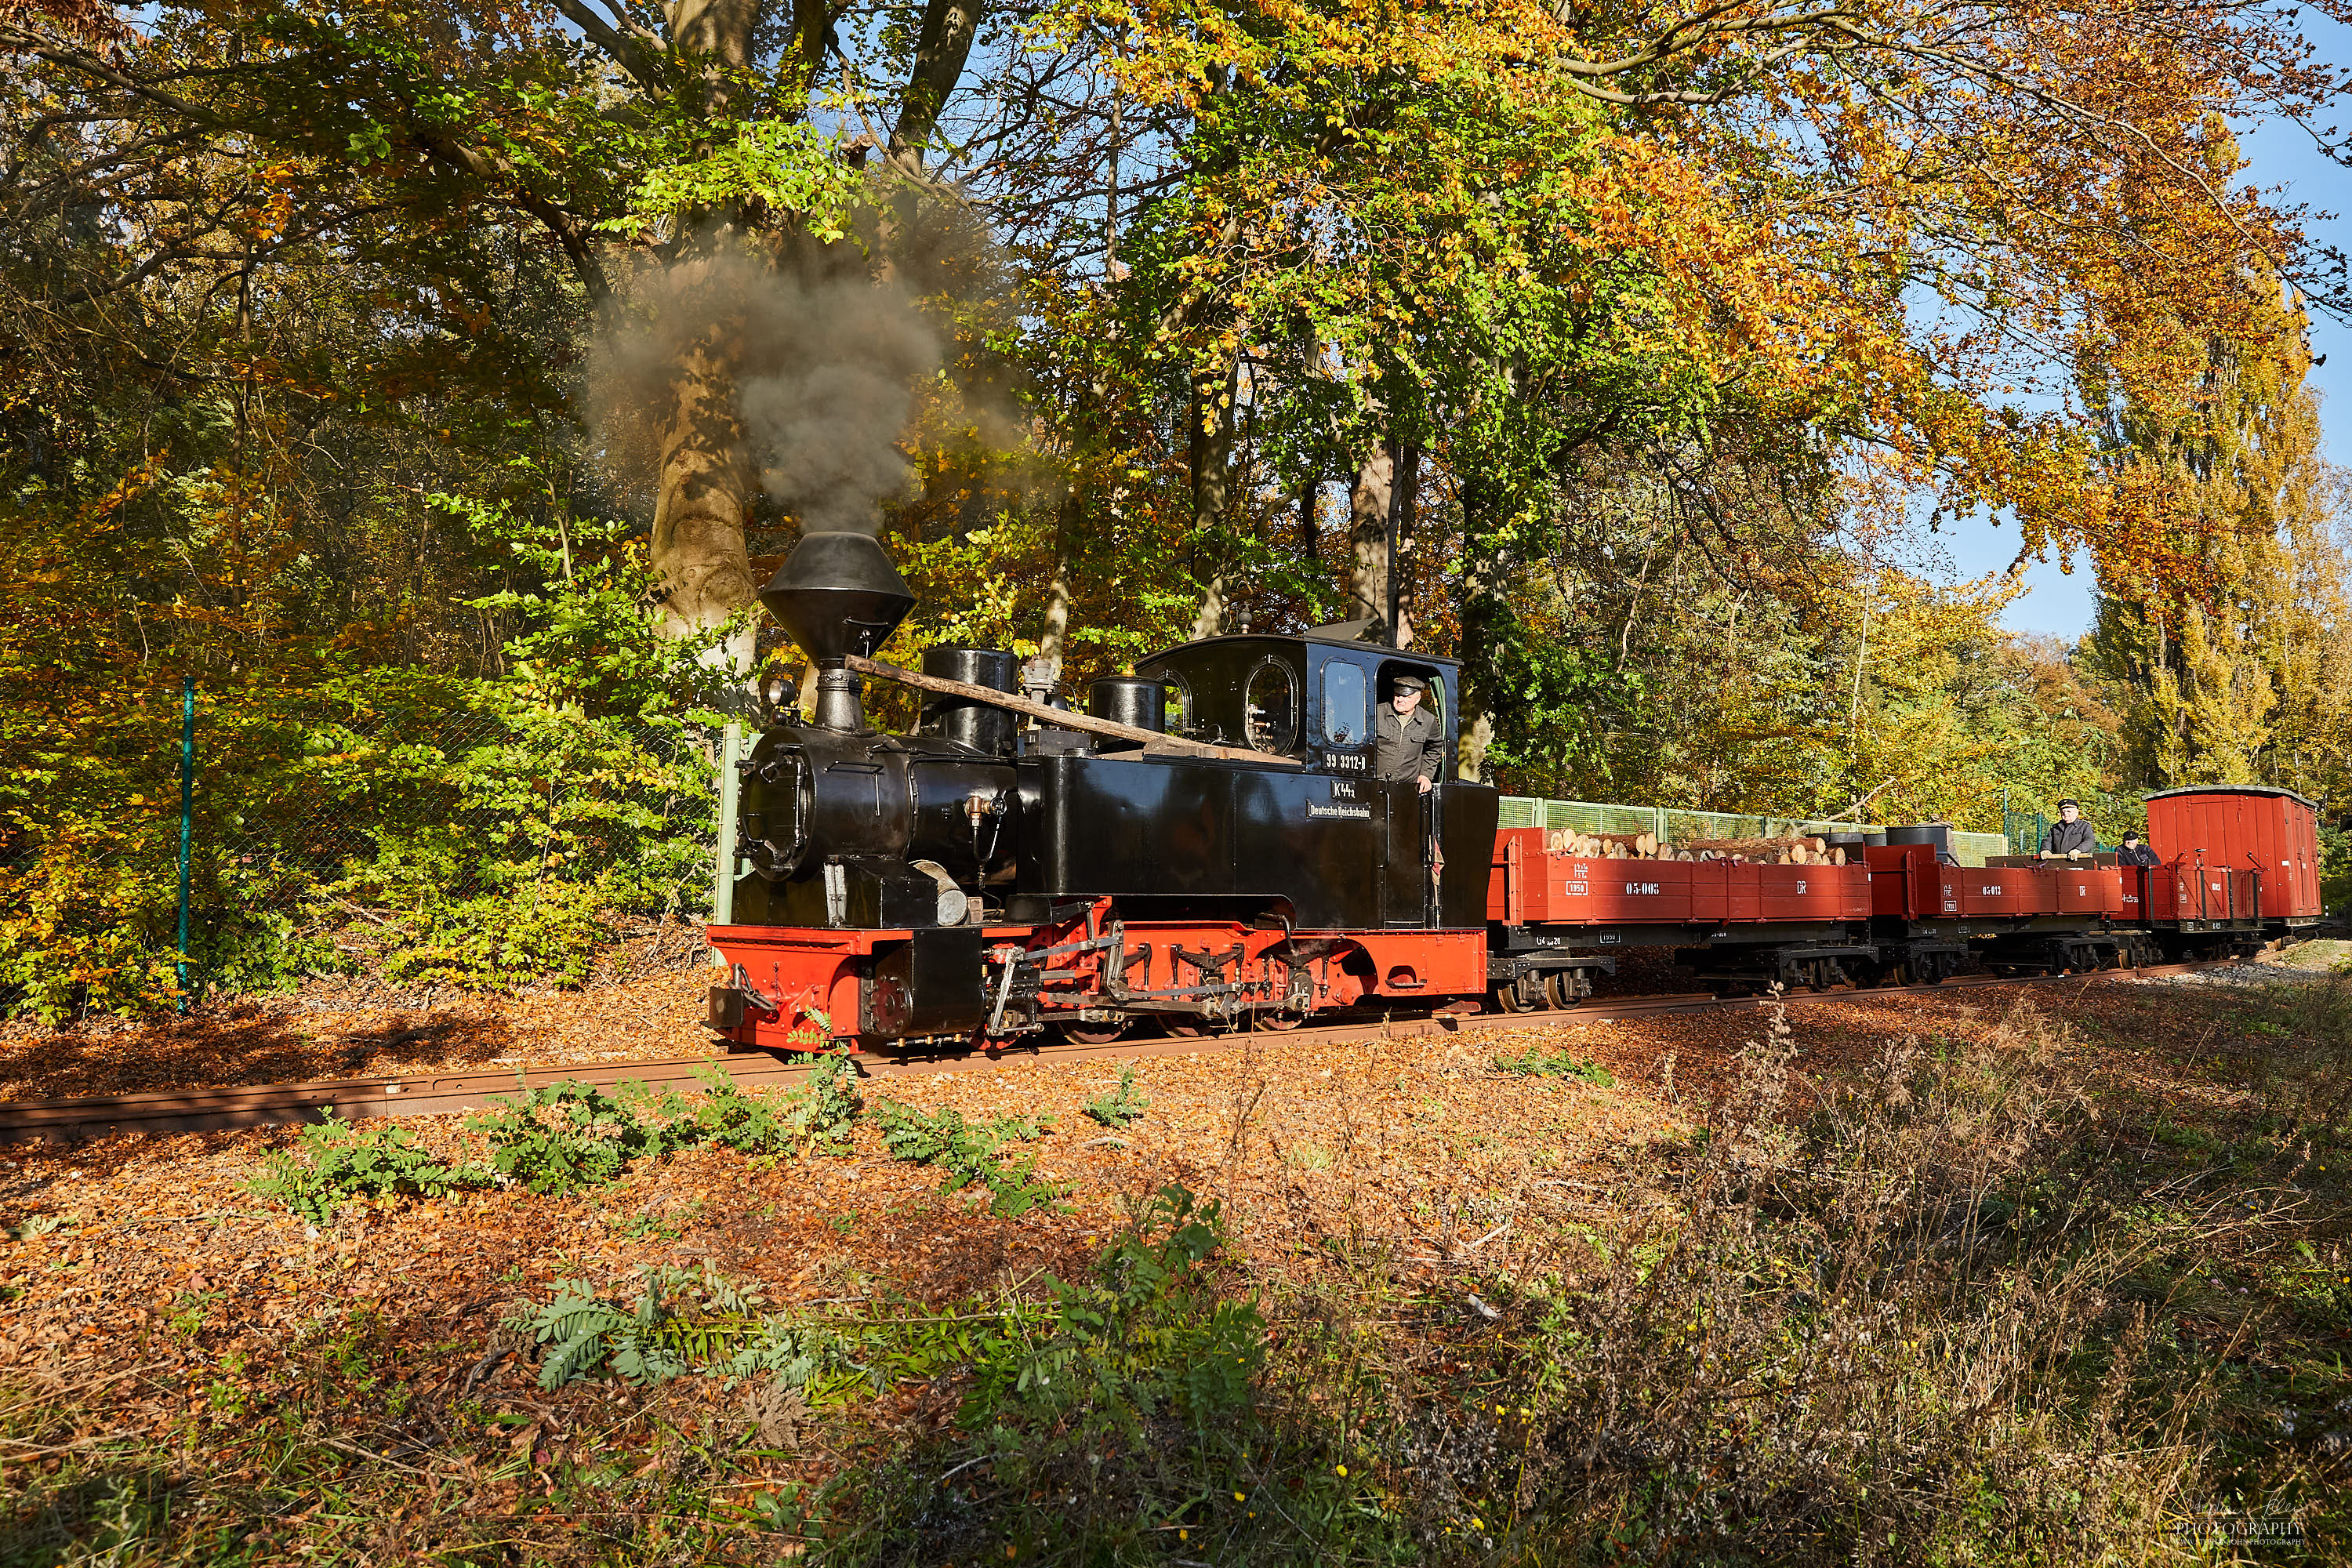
[2118,843,2159,867]
[1375,706,1443,782]
[2045,818,2096,856]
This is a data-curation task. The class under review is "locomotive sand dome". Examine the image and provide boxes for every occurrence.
[706,534,2325,1054]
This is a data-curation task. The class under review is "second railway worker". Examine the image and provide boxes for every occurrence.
[1376,673,1443,793]
[2118,828,2160,867]
[2042,798,2096,859]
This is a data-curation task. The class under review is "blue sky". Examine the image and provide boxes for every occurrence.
[1957,72,2350,641]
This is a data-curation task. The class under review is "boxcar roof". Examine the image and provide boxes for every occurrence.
[2145,784,2320,809]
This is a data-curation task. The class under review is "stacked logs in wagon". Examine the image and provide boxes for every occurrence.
[1542,829,1857,866]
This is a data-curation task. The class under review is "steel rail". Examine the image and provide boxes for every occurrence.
[0,961,2226,1145]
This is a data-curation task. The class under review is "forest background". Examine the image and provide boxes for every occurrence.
[7,0,2352,1020]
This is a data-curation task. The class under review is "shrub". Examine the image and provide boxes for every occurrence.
[1082,1063,1150,1128]
[873,1101,1062,1217]
[1492,1044,1614,1085]
[847,1185,1323,1559]
[379,884,612,991]
[467,1080,664,1194]
[656,1058,861,1159]
[247,1111,488,1223]
[787,1054,862,1153]
[1411,1001,2234,1559]
[964,1185,1264,1432]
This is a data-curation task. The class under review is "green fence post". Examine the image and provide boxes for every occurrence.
[711,720,742,940]
[176,675,194,1011]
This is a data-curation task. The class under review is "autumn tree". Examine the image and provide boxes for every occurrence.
[2087,277,2352,795]
[993,0,2347,765]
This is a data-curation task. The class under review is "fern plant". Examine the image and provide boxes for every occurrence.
[962,1184,1264,1431]
[638,1058,862,1160]
[510,1265,829,1390]
[247,1110,487,1222]
[786,1054,861,1152]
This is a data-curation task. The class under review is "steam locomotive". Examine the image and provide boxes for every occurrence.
[706,532,2325,1052]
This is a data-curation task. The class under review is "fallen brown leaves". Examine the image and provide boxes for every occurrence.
[0,964,2328,1562]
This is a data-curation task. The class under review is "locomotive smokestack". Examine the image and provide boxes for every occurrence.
[757,531,916,732]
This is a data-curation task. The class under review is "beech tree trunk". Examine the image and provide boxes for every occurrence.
[1036,493,1076,680]
[1456,477,1508,782]
[1189,353,1240,638]
[1346,442,1392,622]
[651,328,759,671]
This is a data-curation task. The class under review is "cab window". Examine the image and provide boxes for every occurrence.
[1243,659,1299,753]
[1321,660,1368,745]
[1160,674,1192,736]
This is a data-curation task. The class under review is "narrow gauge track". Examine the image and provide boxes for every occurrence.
[0,962,2225,1146]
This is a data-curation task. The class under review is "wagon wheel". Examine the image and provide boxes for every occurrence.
[1543,971,1584,1009]
[1057,1018,1129,1047]
[1489,981,1534,1014]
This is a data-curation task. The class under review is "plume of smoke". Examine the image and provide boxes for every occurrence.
[590,249,940,535]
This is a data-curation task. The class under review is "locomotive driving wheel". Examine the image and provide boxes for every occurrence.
[1250,1007,1308,1032]
[1057,1018,1129,1046]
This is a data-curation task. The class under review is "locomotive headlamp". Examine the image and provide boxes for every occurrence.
[758,670,798,724]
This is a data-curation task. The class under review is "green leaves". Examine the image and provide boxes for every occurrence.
[460,1065,859,1196]
[1083,1063,1151,1128]
[508,1264,837,1391]
[247,1111,489,1223]
[469,1080,658,1194]
[1492,1046,1614,1087]
[873,1101,1065,1216]
[960,1185,1264,1432]
[602,121,862,241]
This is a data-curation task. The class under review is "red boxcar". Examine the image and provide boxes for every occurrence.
[2145,786,2324,921]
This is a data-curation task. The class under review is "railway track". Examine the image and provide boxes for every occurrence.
[0,961,2226,1145]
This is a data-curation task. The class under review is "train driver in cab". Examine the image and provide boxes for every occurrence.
[1376,673,1443,794]
[2041,797,2096,859]
[2118,828,2160,867]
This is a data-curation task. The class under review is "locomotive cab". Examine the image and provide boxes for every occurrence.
[1135,635,1459,781]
